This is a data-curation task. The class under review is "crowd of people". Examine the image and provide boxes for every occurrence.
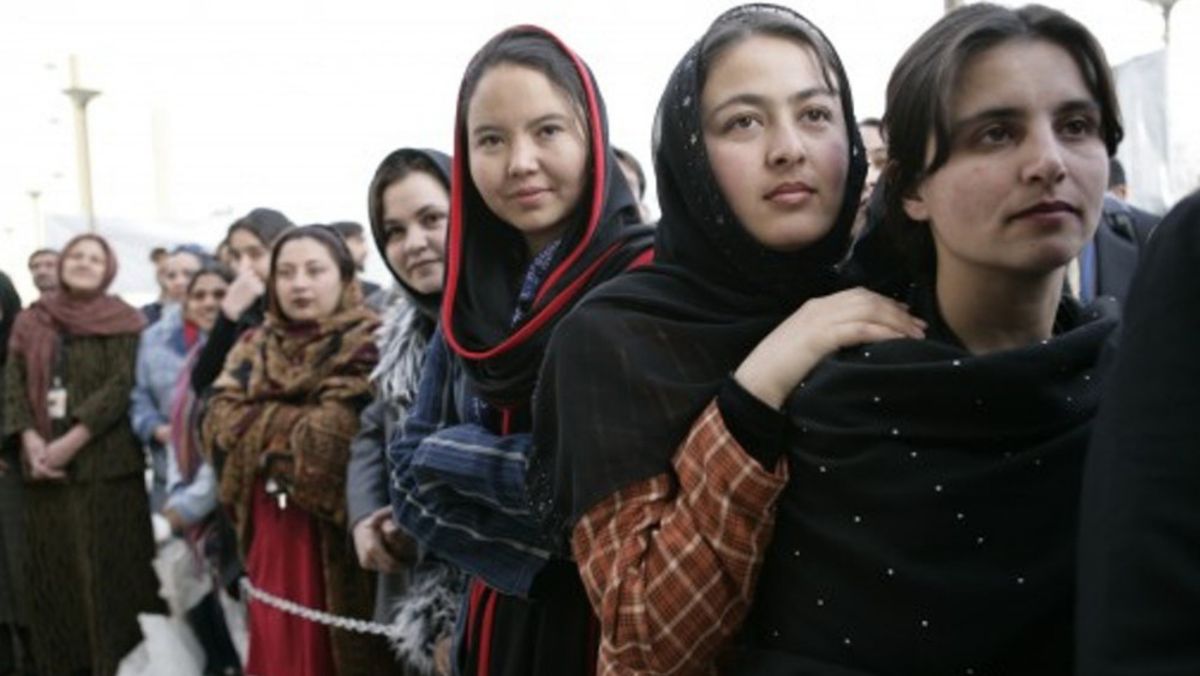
[0,2,1197,675]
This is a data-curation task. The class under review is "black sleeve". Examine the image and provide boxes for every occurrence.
[1077,192,1200,675]
[191,313,242,395]
[716,375,789,470]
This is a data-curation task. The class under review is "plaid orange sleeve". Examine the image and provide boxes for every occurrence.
[572,400,789,676]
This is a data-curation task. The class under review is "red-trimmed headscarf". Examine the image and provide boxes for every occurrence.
[440,25,653,408]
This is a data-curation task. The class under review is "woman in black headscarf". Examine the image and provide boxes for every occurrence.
[386,25,652,676]
[344,147,463,675]
[527,5,916,673]
[190,207,294,395]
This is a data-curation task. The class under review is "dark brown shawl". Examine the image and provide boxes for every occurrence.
[202,282,389,675]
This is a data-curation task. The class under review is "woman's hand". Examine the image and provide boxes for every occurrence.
[162,507,187,535]
[21,428,65,481]
[735,288,926,409]
[434,635,453,676]
[43,424,91,472]
[221,267,264,321]
[352,506,404,573]
[153,424,172,446]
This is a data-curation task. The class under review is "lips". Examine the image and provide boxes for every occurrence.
[510,186,551,207]
[764,180,816,206]
[406,259,439,275]
[768,181,816,199]
[1011,200,1080,221]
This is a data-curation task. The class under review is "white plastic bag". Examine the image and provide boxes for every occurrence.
[154,537,213,617]
[116,613,205,676]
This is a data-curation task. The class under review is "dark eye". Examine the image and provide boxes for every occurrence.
[979,125,1014,146]
[723,114,759,133]
[538,124,564,138]
[1059,115,1098,138]
[420,212,447,229]
[800,107,833,124]
[476,133,503,148]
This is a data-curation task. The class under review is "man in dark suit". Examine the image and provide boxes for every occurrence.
[1069,160,1162,305]
[1106,158,1159,243]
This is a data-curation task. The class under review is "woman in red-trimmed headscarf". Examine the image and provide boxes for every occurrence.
[386,25,653,676]
[4,233,163,675]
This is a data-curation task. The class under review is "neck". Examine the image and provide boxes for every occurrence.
[934,260,1064,355]
[524,229,563,258]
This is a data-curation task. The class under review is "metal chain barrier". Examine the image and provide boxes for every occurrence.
[239,576,403,639]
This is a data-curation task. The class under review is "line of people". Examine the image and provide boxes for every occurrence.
[1,2,1197,675]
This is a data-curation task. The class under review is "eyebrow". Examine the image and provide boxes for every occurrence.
[470,112,574,139]
[951,99,1101,136]
[706,86,838,122]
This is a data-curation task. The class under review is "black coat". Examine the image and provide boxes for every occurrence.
[1077,190,1200,675]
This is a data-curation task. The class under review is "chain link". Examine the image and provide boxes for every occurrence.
[239,577,403,639]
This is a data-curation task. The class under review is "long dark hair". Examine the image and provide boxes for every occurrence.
[458,28,590,136]
[881,3,1122,282]
[0,272,22,366]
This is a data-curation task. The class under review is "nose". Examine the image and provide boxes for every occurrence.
[402,227,428,256]
[766,120,808,169]
[507,135,538,177]
[1020,122,1067,187]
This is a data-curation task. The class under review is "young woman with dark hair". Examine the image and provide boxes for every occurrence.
[345,147,463,675]
[5,234,163,675]
[386,25,652,676]
[144,263,243,676]
[202,225,391,676]
[191,207,294,395]
[527,6,897,673]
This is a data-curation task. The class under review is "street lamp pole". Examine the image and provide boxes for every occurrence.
[27,189,43,247]
[62,55,101,232]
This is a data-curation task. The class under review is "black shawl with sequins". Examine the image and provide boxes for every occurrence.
[528,3,868,542]
[731,288,1118,676]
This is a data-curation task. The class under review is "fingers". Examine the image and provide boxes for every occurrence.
[367,543,401,572]
[367,505,393,528]
[808,288,926,348]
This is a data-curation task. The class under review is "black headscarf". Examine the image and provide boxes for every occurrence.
[440,25,653,407]
[528,3,867,540]
[229,207,294,248]
[367,147,452,323]
[0,271,22,366]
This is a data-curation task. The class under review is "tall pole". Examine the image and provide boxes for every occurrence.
[1142,0,1181,45]
[62,55,100,231]
[28,189,44,247]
